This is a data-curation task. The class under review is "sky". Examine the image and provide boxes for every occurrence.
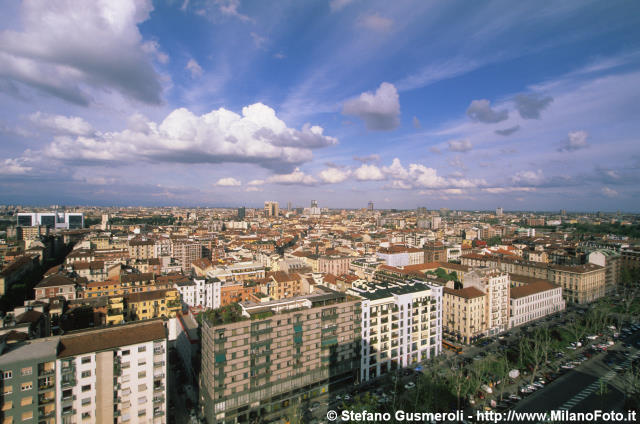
[1,0,639,211]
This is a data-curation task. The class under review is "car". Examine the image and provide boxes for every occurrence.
[404,382,416,390]
[343,394,351,401]
[335,394,342,401]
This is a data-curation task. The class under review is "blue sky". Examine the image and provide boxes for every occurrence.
[1,0,639,211]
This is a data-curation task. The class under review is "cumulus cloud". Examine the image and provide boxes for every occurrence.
[511,169,545,186]
[29,112,94,136]
[215,177,241,186]
[558,130,589,152]
[266,168,317,185]
[381,158,486,189]
[495,125,520,136]
[447,139,473,152]
[0,158,32,175]
[342,82,400,131]
[601,187,618,197]
[354,164,385,181]
[245,186,262,192]
[186,59,203,78]
[0,0,163,105]
[357,14,394,32]
[319,167,350,184]
[466,99,508,123]
[36,103,337,172]
[382,158,409,180]
[215,0,252,22]
[247,179,265,186]
[514,93,553,119]
[482,187,536,194]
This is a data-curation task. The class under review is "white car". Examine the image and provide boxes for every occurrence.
[404,382,416,390]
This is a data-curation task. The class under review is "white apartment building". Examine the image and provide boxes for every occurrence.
[56,321,168,424]
[463,268,510,335]
[17,212,84,229]
[349,281,443,382]
[175,278,221,309]
[509,281,565,328]
[376,247,424,267]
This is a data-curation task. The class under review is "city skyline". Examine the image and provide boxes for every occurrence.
[1,1,640,211]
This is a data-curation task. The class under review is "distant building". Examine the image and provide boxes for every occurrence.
[17,212,84,230]
[367,201,374,211]
[496,207,503,217]
[263,201,279,217]
[236,207,245,220]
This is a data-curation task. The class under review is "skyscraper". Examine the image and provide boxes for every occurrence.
[496,207,503,217]
[264,201,279,217]
[368,201,374,211]
[237,207,245,220]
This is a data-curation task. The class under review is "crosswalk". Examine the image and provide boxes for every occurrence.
[534,350,640,423]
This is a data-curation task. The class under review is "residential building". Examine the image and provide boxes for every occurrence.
[129,239,156,260]
[443,286,486,345]
[463,268,510,335]
[200,290,361,424]
[0,338,58,424]
[266,272,302,300]
[548,264,605,304]
[34,274,79,302]
[349,281,442,382]
[171,240,202,272]
[125,289,181,320]
[56,320,167,423]
[588,249,621,295]
[509,281,565,328]
[317,255,353,276]
[17,212,84,230]
[175,278,222,310]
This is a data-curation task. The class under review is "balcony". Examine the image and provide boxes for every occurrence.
[38,382,54,392]
[61,379,76,388]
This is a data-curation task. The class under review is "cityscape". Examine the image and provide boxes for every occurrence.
[1,1,640,424]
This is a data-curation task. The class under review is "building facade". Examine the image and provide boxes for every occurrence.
[509,281,566,328]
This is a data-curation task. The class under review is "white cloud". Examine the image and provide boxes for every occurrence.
[354,164,385,181]
[447,139,473,152]
[319,167,350,184]
[0,0,163,105]
[215,177,241,186]
[247,179,265,186]
[0,158,32,175]
[482,187,536,194]
[186,59,203,78]
[342,82,400,131]
[215,0,252,22]
[559,130,589,152]
[511,169,545,186]
[357,14,394,32]
[266,168,317,185]
[382,158,409,180]
[601,187,618,197]
[36,103,337,172]
[466,99,508,123]
[29,112,94,136]
[245,186,262,192]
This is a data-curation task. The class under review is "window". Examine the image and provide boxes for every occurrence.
[1,401,12,411]
[2,371,12,380]
[138,371,146,379]
[3,416,13,424]
[138,410,146,417]
[20,397,32,406]
[81,356,91,364]
[81,384,91,392]
[137,359,146,367]
[20,367,32,376]
[20,383,32,392]
[81,397,91,406]
[81,412,91,420]
[81,371,91,378]
[138,346,146,353]
[20,411,32,421]
[122,350,130,356]
[2,386,12,395]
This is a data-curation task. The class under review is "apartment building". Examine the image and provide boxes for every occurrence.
[128,240,156,261]
[125,289,181,320]
[376,246,424,267]
[588,249,621,295]
[200,290,361,423]
[205,261,265,283]
[171,240,202,272]
[0,338,58,424]
[443,286,486,344]
[17,212,84,230]
[263,201,279,218]
[548,264,605,304]
[463,268,510,335]
[34,275,79,302]
[175,278,222,309]
[317,255,353,276]
[56,321,167,424]
[349,281,442,382]
[509,281,565,328]
[621,246,640,273]
[266,272,302,300]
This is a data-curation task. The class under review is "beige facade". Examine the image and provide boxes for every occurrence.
[443,287,486,344]
[464,268,510,335]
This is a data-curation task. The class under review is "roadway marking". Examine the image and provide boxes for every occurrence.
[535,350,640,423]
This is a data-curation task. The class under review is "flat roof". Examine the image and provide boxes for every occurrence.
[0,338,59,366]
